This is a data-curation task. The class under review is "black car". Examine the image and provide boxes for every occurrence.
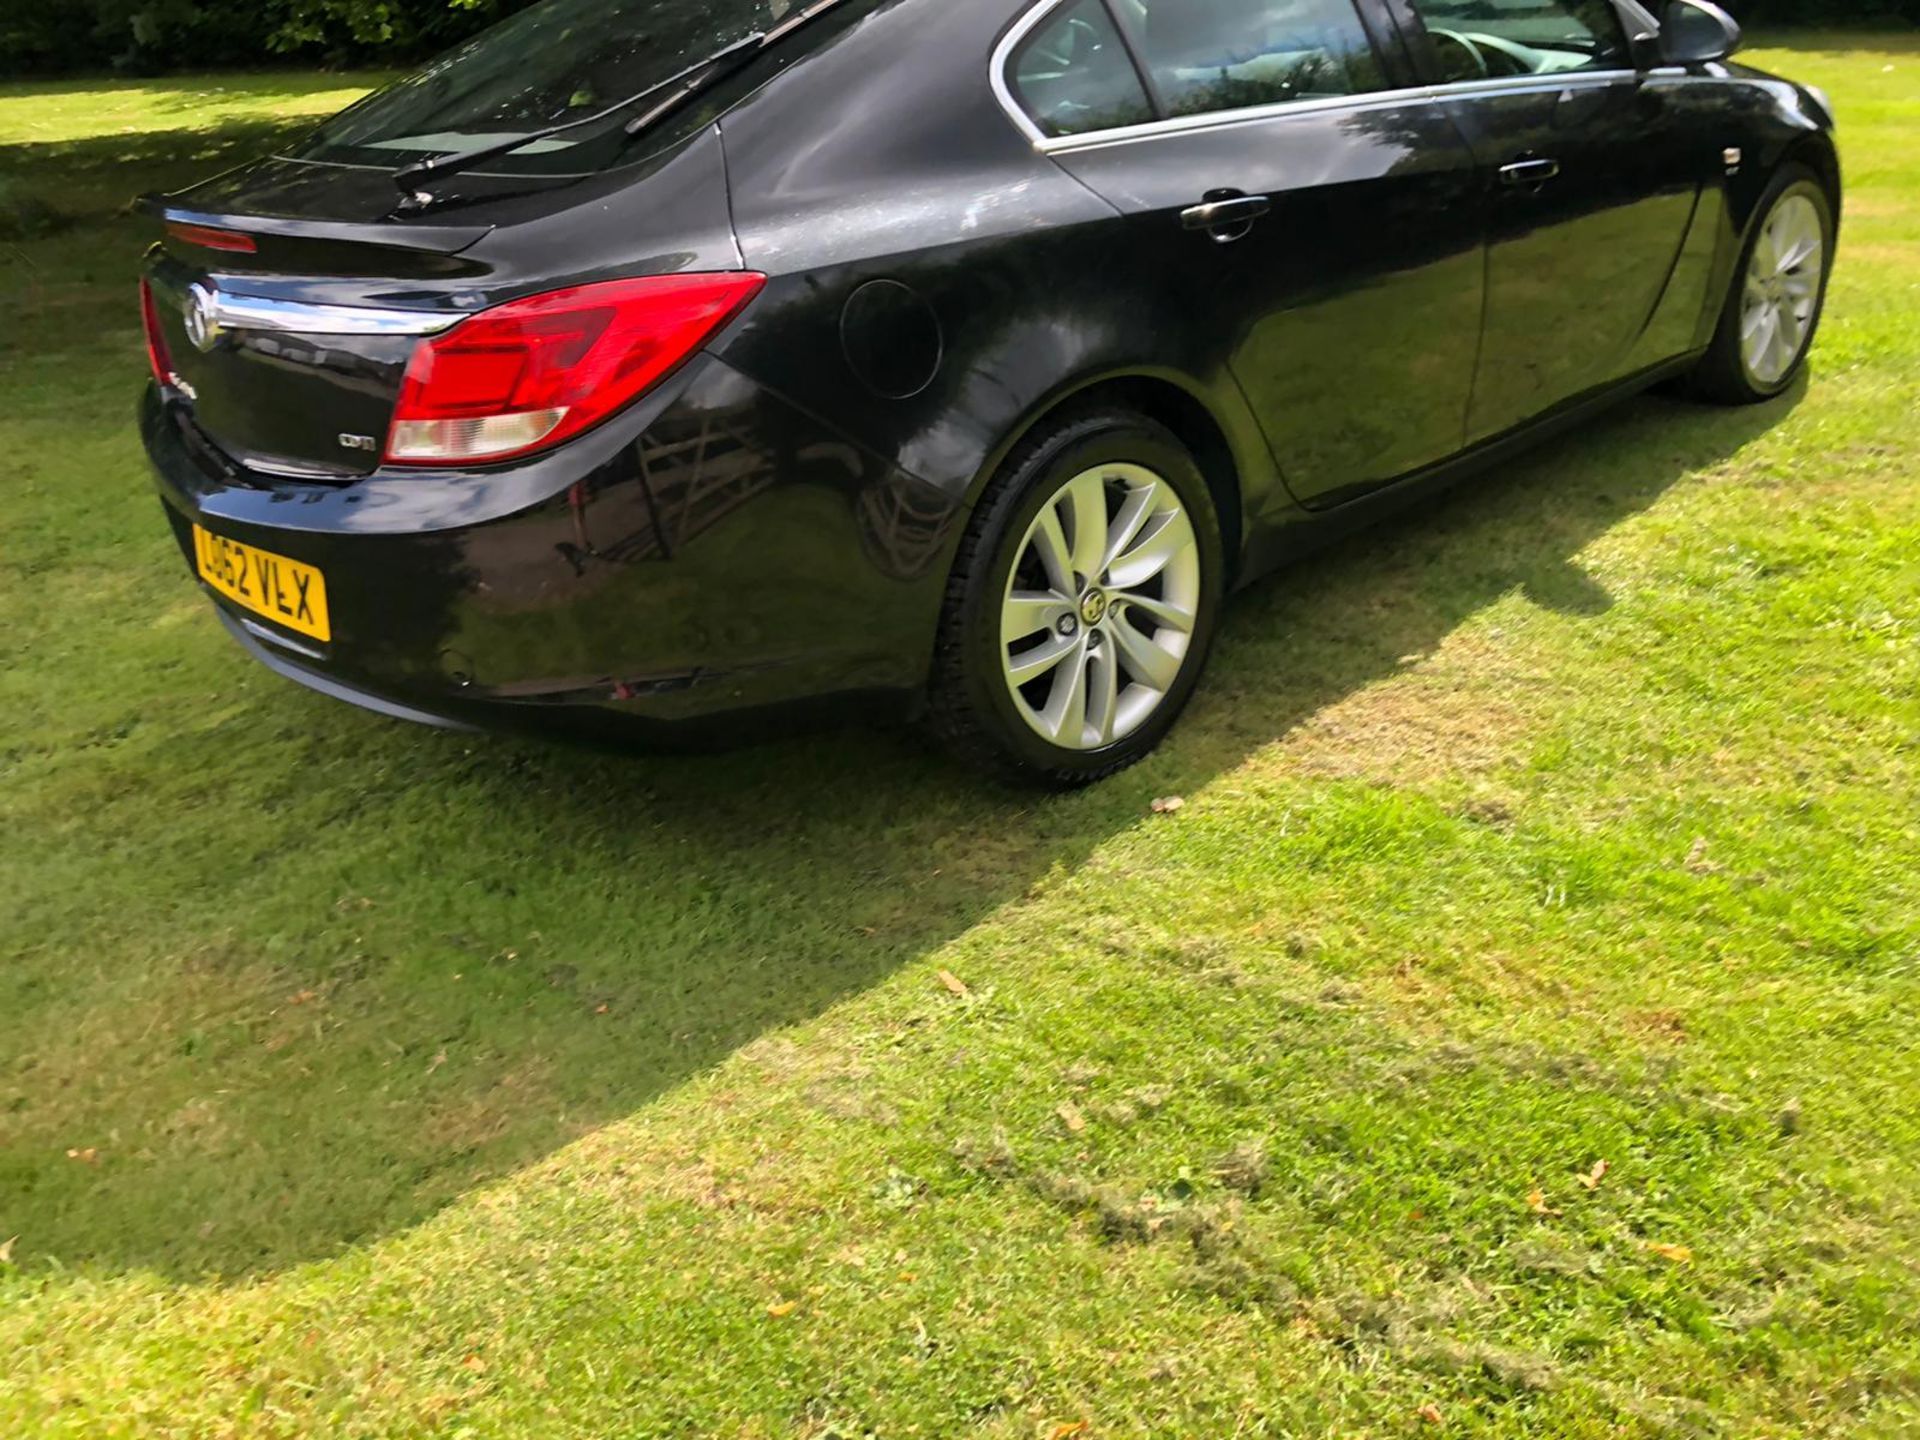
[139,0,1839,784]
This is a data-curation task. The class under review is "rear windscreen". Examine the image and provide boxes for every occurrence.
[289,0,814,176]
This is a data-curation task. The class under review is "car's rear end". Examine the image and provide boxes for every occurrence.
[138,0,953,741]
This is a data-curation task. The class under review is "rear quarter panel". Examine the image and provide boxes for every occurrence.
[710,0,1289,537]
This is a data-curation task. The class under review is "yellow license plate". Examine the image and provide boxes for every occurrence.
[192,524,331,643]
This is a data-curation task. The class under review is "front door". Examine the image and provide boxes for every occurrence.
[1390,0,1704,442]
[1010,0,1489,510]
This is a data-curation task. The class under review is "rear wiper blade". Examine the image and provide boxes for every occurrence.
[392,0,854,199]
[391,31,767,196]
[620,0,854,139]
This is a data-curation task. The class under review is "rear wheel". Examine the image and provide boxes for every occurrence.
[928,407,1224,786]
[1687,164,1835,405]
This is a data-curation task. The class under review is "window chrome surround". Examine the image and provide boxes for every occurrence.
[989,0,1648,155]
[204,289,466,338]
[1615,0,1661,42]
[990,0,1082,147]
[1038,82,1435,153]
[1035,72,1641,156]
[1417,69,1641,101]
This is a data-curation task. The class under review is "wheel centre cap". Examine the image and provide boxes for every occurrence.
[1079,588,1109,626]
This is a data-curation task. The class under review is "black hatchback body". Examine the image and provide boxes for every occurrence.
[140,0,1840,783]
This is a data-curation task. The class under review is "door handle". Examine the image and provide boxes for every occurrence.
[1499,156,1562,189]
[1180,192,1271,242]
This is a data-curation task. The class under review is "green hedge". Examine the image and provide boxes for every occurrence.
[2,0,1914,78]
[0,0,538,76]
[1730,0,1920,23]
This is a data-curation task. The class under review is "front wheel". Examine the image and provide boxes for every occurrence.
[928,406,1224,786]
[1687,164,1836,405]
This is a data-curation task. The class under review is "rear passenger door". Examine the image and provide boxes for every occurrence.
[1006,0,1488,510]
[1389,0,1705,441]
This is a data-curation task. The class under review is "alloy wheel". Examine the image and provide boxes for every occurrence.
[1741,191,1826,388]
[998,462,1202,750]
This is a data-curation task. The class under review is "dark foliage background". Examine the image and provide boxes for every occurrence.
[0,0,538,76]
[1,0,1914,78]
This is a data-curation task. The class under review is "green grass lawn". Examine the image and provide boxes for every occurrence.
[2,37,1918,1438]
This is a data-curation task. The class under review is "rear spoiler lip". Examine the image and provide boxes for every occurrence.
[135,194,493,257]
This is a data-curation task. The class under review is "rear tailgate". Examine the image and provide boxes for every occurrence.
[140,130,743,481]
[141,161,491,479]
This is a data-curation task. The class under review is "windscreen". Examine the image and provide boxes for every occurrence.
[288,0,804,175]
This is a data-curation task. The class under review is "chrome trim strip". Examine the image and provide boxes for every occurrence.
[1038,84,1439,154]
[244,454,360,481]
[234,611,327,662]
[208,291,466,337]
[988,0,1642,157]
[1425,68,1639,97]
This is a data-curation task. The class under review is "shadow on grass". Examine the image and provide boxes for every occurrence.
[0,110,1807,1280]
[6,379,1803,1282]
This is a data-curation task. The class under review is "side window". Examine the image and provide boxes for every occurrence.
[1412,0,1631,83]
[1011,0,1156,138]
[1130,0,1389,119]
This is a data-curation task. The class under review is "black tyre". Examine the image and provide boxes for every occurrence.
[1687,163,1836,405]
[928,405,1225,787]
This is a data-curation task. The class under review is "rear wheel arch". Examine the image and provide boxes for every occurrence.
[964,372,1248,587]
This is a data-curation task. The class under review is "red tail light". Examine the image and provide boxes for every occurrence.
[384,272,765,466]
[166,222,257,254]
[140,278,173,387]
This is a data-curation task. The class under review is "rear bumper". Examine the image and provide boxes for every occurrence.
[144,355,965,741]
[214,608,480,732]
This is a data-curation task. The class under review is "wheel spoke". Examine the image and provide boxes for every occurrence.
[1766,315,1795,379]
[1774,200,1822,273]
[1085,645,1120,746]
[1113,588,1195,634]
[1107,507,1195,591]
[1007,630,1076,685]
[1108,610,1181,692]
[1777,302,1806,356]
[1777,217,1804,266]
[1755,316,1783,380]
[1778,233,1820,274]
[1745,306,1779,374]
[1097,479,1159,578]
[1040,642,1090,743]
[1062,470,1110,584]
[1029,507,1075,595]
[1003,590,1066,646]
